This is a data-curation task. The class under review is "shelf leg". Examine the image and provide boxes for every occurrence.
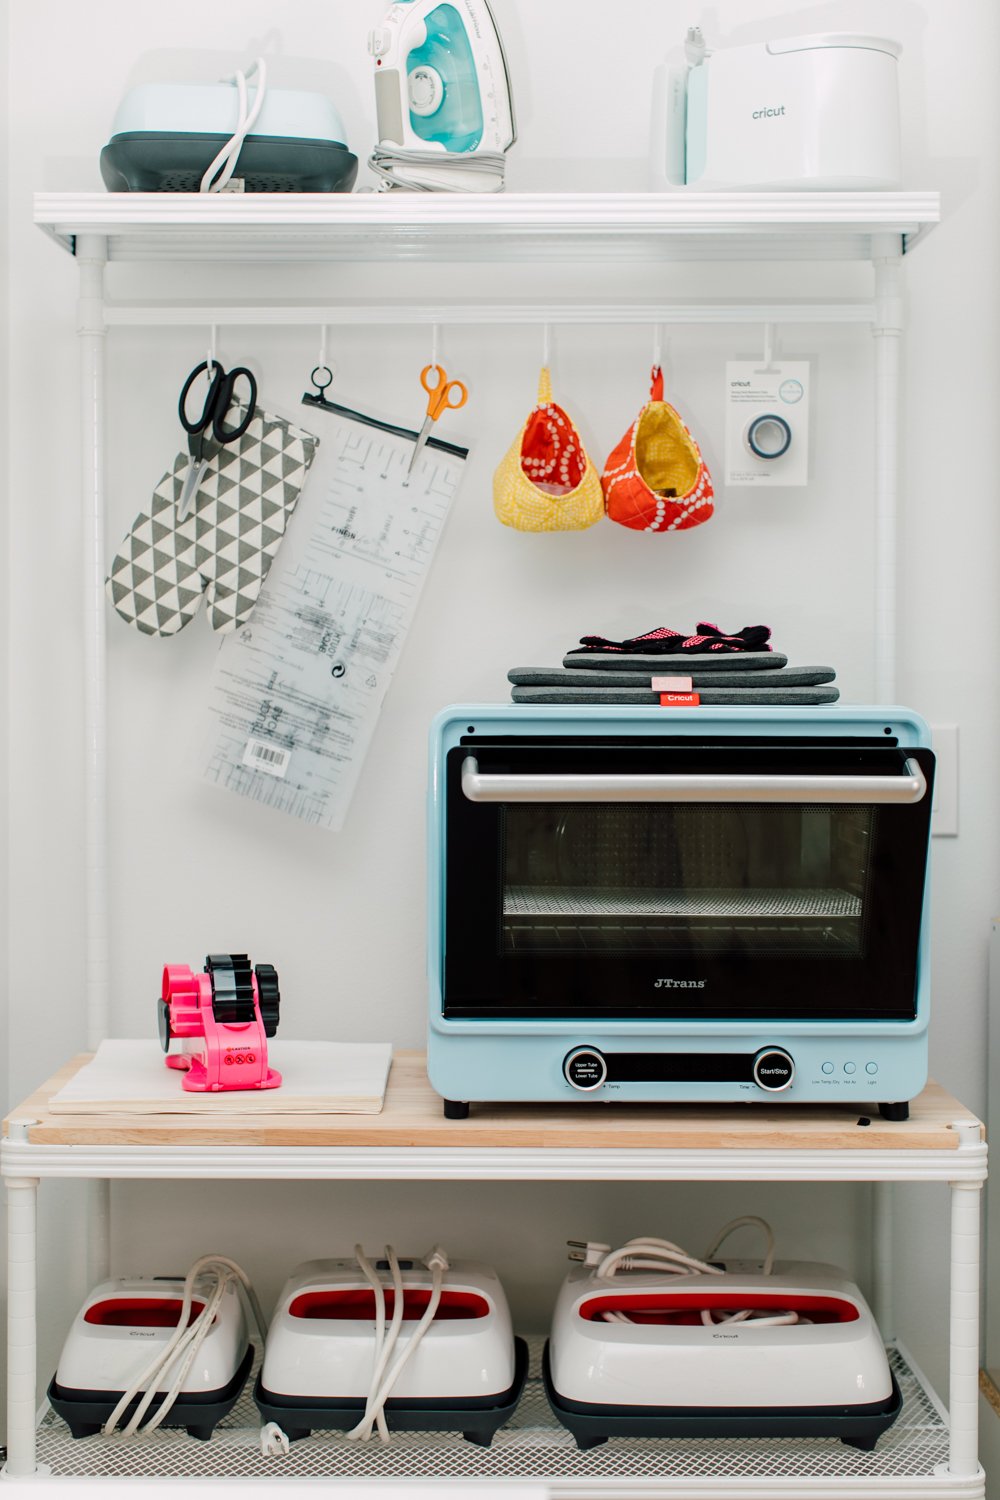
[4,1177,40,1478]
[872,233,903,702]
[872,1181,896,1340]
[947,1177,983,1477]
[87,1180,111,1288]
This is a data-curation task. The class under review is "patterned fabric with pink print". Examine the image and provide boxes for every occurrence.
[570,622,773,656]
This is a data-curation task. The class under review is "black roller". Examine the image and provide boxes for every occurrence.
[205,954,256,1025]
[255,963,281,1038]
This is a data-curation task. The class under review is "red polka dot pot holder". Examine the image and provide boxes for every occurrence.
[602,365,714,533]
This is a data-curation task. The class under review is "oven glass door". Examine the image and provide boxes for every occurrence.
[442,739,935,1021]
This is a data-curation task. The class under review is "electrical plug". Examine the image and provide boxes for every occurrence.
[684,25,708,64]
[423,1245,450,1274]
[567,1240,611,1267]
[260,1422,290,1457]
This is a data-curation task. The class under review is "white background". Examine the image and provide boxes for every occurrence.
[2,0,999,1467]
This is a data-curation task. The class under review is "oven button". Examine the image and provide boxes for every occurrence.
[752,1048,795,1092]
[563,1047,608,1091]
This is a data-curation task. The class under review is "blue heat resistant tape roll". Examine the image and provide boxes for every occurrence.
[745,413,792,460]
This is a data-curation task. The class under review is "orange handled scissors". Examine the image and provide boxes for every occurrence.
[406,363,468,478]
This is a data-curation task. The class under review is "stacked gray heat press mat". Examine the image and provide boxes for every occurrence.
[508,652,839,704]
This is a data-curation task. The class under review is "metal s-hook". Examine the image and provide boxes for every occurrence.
[311,324,335,393]
[302,325,337,412]
[207,324,218,379]
[542,321,552,368]
[761,322,776,372]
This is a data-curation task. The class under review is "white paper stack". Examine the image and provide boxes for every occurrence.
[49,1040,393,1116]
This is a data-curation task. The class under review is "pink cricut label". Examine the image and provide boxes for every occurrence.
[651,676,694,691]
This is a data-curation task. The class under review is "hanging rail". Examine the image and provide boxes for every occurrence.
[102,300,876,328]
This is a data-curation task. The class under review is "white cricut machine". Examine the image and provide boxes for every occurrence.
[545,1257,902,1450]
[652,31,902,190]
[255,1253,527,1445]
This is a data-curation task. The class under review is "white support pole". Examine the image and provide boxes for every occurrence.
[948,1175,983,1477]
[870,239,903,1327]
[76,234,112,1290]
[872,233,903,703]
[77,233,109,1051]
[871,1180,896,1339]
[4,1177,40,1478]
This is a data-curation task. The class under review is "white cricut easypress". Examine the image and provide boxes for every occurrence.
[545,1256,901,1449]
[48,1273,253,1441]
[255,1251,527,1445]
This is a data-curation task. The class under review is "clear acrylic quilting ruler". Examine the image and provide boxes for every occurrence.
[201,400,468,831]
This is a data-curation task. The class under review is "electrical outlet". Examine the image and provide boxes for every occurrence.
[930,724,958,837]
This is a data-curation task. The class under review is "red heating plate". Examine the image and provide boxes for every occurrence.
[579,1293,860,1326]
[288,1289,490,1322]
[84,1298,207,1329]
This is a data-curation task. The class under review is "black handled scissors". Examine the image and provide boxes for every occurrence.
[176,360,258,519]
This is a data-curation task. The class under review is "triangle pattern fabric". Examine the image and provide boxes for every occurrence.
[105,409,319,636]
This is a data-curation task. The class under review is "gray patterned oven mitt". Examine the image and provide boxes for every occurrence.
[107,408,319,636]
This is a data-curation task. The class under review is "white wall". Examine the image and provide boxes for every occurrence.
[4,0,999,1448]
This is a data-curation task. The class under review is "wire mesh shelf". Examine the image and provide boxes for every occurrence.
[504,887,863,920]
[35,1341,949,1487]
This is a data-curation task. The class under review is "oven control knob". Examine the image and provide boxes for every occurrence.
[563,1047,607,1091]
[753,1048,795,1092]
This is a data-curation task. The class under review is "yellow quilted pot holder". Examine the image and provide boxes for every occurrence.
[493,368,604,532]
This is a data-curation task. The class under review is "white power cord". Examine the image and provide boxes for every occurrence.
[102,1255,267,1438]
[346,1244,449,1443]
[571,1217,808,1328]
[200,58,268,193]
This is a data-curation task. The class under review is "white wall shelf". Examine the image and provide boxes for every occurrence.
[34,190,940,263]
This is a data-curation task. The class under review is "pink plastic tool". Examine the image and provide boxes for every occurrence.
[158,953,281,1092]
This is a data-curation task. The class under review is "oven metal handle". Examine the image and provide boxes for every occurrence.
[460,755,928,805]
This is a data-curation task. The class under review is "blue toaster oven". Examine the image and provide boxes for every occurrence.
[427,705,935,1121]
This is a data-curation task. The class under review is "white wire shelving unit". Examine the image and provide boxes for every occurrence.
[7,189,973,1498]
